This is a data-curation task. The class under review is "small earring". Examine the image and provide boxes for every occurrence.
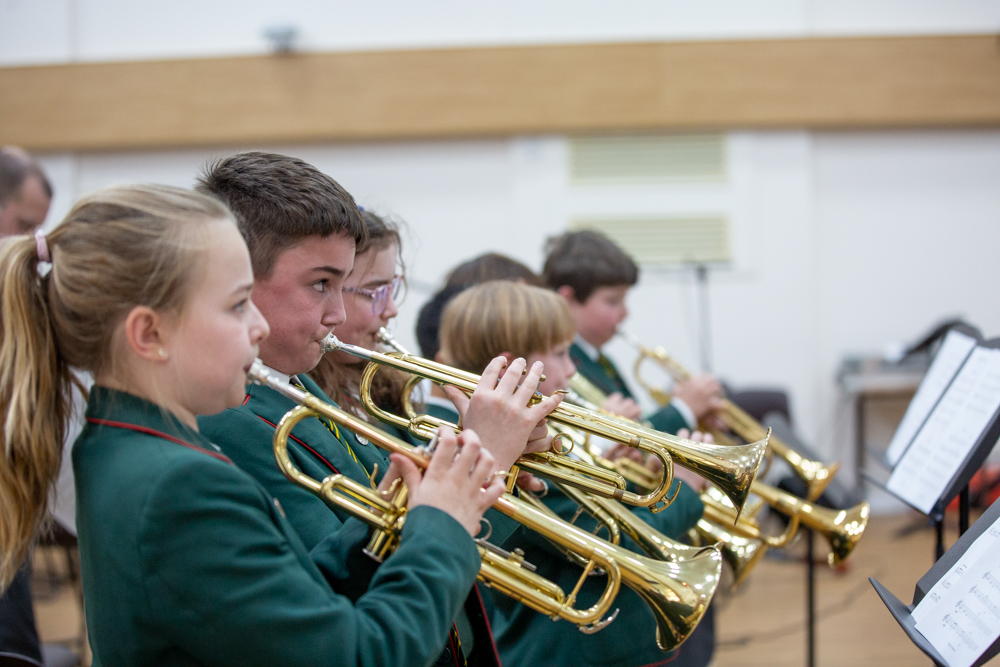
[157,349,167,359]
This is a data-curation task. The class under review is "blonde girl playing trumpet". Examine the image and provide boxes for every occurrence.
[0,184,505,666]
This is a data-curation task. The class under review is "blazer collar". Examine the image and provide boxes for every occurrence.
[85,386,222,455]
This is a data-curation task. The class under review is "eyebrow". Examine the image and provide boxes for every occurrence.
[232,282,254,295]
[309,266,347,277]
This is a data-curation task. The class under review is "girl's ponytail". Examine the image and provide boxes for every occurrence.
[0,183,233,591]
[0,236,72,590]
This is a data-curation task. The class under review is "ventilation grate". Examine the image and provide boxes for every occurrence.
[569,134,725,185]
[570,216,730,265]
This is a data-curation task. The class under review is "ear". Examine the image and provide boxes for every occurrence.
[498,351,515,365]
[555,285,577,303]
[122,306,170,362]
[434,351,446,364]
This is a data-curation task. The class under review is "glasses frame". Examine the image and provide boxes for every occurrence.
[343,274,404,316]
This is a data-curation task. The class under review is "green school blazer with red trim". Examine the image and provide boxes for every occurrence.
[425,401,706,667]
[198,375,506,667]
[73,386,479,667]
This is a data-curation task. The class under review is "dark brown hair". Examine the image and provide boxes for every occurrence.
[445,253,541,288]
[196,151,366,279]
[416,253,540,359]
[542,230,638,302]
[0,148,52,206]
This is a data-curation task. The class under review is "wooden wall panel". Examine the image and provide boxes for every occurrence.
[2,34,999,152]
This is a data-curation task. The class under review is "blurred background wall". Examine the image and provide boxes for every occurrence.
[3,1,1000,506]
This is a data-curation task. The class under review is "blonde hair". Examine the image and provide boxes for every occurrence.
[0,184,232,589]
[440,281,575,374]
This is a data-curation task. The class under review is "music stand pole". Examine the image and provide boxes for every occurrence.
[959,485,970,536]
[806,528,816,667]
[934,519,945,561]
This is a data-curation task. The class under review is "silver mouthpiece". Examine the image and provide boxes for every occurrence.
[321,334,375,361]
[246,359,309,402]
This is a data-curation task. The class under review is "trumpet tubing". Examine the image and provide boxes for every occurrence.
[693,519,769,589]
[356,351,675,511]
[702,481,869,566]
[251,361,722,649]
[618,332,839,501]
[749,482,870,567]
[330,334,767,517]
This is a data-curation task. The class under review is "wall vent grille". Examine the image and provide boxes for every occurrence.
[569,134,725,185]
[570,216,730,265]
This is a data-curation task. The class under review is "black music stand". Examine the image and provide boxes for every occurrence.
[869,496,1000,667]
[870,337,1000,558]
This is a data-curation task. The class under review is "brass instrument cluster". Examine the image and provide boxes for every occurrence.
[249,326,870,653]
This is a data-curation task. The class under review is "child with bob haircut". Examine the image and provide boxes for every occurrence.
[0,184,505,666]
[437,280,709,667]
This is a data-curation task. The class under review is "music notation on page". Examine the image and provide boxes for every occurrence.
[912,514,1000,667]
[887,346,1000,514]
[886,330,978,465]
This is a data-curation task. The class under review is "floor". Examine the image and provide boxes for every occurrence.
[31,512,993,667]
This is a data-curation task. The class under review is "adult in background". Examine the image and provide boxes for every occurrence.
[0,147,51,237]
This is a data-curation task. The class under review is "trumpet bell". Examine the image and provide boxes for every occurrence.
[695,519,769,588]
[626,546,723,650]
[806,501,870,567]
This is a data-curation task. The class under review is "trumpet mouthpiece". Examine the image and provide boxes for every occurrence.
[320,334,341,353]
[246,359,270,385]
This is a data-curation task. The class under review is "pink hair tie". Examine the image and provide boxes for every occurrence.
[34,228,50,263]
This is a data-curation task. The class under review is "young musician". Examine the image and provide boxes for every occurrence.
[307,209,412,438]
[0,184,504,666]
[416,252,539,366]
[436,280,709,667]
[543,230,724,433]
[196,152,561,667]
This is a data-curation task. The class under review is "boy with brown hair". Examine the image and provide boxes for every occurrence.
[197,151,559,667]
[543,230,724,435]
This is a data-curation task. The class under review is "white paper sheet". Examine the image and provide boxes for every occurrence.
[887,331,979,465]
[887,346,1000,514]
[913,514,1000,667]
[913,515,1000,625]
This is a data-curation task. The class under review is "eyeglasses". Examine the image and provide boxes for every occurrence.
[343,275,404,316]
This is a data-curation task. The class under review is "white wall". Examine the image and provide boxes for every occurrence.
[8,1,1000,506]
[2,0,1000,65]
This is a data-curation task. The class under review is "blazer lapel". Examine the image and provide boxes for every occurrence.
[245,380,378,488]
[569,343,633,399]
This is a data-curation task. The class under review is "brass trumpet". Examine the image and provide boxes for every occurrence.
[550,418,770,586]
[326,334,767,518]
[691,520,769,589]
[248,360,722,650]
[702,482,870,567]
[617,332,839,501]
[400,379,711,568]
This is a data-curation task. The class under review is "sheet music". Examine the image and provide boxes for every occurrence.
[913,514,1000,625]
[913,513,1000,667]
[887,331,978,465]
[887,346,1000,514]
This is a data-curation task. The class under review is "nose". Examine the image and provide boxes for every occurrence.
[381,291,399,322]
[322,290,347,329]
[249,300,270,344]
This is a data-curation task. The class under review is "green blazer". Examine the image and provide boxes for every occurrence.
[427,402,705,667]
[74,387,479,667]
[199,376,505,667]
[570,343,690,435]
